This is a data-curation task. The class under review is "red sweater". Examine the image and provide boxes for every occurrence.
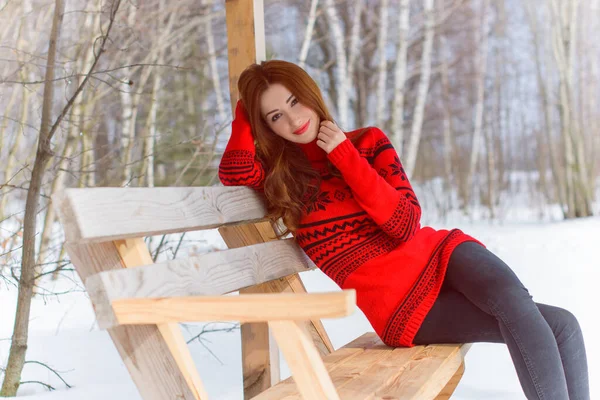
[219,118,483,347]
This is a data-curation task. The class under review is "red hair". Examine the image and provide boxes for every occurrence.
[237,60,368,238]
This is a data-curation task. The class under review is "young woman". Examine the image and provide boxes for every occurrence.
[218,59,589,400]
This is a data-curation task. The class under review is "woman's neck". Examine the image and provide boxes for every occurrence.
[296,138,327,163]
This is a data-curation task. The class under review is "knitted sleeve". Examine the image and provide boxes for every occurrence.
[326,127,421,241]
[218,101,266,190]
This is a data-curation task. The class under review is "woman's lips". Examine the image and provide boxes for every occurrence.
[293,120,310,135]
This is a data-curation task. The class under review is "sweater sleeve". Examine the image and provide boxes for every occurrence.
[326,127,421,241]
[218,102,266,190]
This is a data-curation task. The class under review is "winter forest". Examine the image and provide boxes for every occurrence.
[0,0,598,398]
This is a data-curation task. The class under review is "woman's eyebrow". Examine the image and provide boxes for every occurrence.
[265,94,294,117]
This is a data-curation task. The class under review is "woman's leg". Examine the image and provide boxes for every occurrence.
[424,241,590,400]
[413,286,590,399]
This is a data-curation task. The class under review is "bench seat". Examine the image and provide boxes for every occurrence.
[254,333,470,400]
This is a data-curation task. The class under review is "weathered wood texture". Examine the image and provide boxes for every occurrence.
[65,241,204,400]
[269,320,339,400]
[253,333,470,400]
[225,0,266,109]
[85,238,315,328]
[53,186,268,243]
[114,238,208,400]
[434,361,466,400]
[108,290,356,325]
[218,222,336,398]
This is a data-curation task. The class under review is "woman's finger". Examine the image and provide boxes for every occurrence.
[319,126,335,137]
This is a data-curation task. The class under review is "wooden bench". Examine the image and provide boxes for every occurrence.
[53,186,471,399]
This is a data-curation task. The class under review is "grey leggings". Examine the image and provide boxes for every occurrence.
[413,241,589,400]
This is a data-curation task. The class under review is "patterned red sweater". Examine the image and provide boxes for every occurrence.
[219,118,483,347]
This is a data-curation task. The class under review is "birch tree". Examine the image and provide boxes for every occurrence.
[323,0,349,128]
[203,0,228,125]
[404,0,436,177]
[390,0,410,156]
[462,0,490,209]
[550,0,592,217]
[298,0,319,69]
[0,0,121,394]
[524,2,567,213]
[375,0,389,127]
[439,34,454,192]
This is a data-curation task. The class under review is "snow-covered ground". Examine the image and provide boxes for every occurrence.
[1,207,598,399]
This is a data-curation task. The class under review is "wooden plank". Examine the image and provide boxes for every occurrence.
[85,238,316,327]
[110,290,356,325]
[64,242,200,400]
[255,221,335,356]
[285,274,335,354]
[434,361,465,400]
[253,334,468,400]
[114,239,209,400]
[252,333,390,400]
[372,344,467,400]
[269,320,340,400]
[219,222,336,398]
[219,222,284,398]
[433,343,470,399]
[53,187,268,243]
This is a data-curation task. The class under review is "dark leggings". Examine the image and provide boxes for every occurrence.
[413,241,589,400]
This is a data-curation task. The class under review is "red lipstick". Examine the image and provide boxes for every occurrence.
[293,120,310,135]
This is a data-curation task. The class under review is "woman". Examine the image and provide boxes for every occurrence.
[218,59,589,400]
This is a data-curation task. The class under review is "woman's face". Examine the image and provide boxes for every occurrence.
[259,83,320,144]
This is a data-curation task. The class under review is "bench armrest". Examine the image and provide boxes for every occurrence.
[95,290,356,329]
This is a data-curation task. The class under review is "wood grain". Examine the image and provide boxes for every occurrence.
[85,238,316,328]
[253,333,471,400]
[65,242,199,400]
[219,221,337,398]
[53,186,268,243]
[110,291,356,325]
[114,238,208,400]
[269,320,340,400]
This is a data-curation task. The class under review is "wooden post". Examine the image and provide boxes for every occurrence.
[224,2,334,397]
[65,240,207,400]
[225,0,266,110]
[219,222,335,399]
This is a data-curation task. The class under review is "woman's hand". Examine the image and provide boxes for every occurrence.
[317,120,347,154]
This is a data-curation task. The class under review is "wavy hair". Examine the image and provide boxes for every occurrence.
[237,60,368,238]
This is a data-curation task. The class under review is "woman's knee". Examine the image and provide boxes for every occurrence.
[539,305,583,341]
[482,285,546,325]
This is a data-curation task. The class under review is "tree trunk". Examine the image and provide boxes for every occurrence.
[439,34,454,196]
[298,0,319,70]
[323,0,349,128]
[390,0,410,156]
[141,0,175,188]
[0,0,65,395]
[404,0,436,177]
[524,2,567,215]
[463,0,490,210]
[204,0,228,125]
[345,0,363,121]
[375,0,389,127]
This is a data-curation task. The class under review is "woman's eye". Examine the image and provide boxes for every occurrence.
[271,98,298,122]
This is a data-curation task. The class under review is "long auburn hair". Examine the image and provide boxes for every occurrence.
[237,60,368,239]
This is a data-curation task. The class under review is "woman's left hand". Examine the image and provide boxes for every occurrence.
[317,120,346,154]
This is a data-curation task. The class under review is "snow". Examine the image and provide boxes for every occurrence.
[1,211,598,399]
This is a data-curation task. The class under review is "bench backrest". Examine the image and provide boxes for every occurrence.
[54,186,330,400]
